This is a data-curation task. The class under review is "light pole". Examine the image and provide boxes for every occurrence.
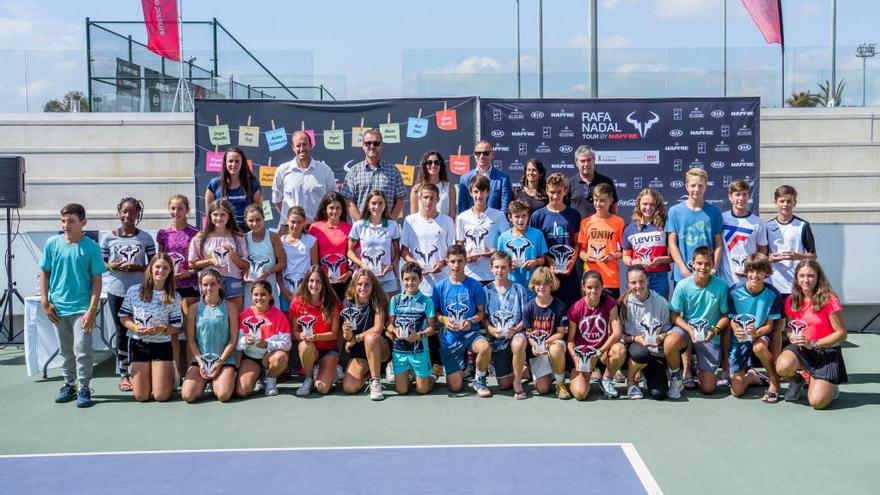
[516,0,521,98]
[855,43,876,107]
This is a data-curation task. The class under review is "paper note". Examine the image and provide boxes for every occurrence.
[449,154,470,176]
[209,125,230,146]
[265,127,288,151]
[259,166,277,187]
[304,129,316,146]
[238,125,260,147]
[206,151,224,172]
[436,109,458,131]
[380,123,401,143]
[323,129,344,150]
[262,200,273,221]
[406,117,428,138]
[352,127,368,147]
[395,163,415,186]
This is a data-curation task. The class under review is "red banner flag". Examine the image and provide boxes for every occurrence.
[141,0,181,61]
[741,0,783,45]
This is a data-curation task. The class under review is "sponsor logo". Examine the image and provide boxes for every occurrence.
[710,161,725,169]
[552,110,575,118]
[559,145,573,153]
[542,126,552,138]
[581,111,622,133]
[731,108,755,117]
[737,143,752,151]
[720,125,730,137]
[648,177,665,188]
[508,109,524,119]
[669,129,684,137]
[715,142,730,152]
[531,110,545,119]
[673,108,683,120]
[492,145,510,152]
[689,159,705,169]
[625,111,660,138]
[670,180,684,188]
[558,126,575,138]
[490,130,504,138]
[736,125,752,136]
[690,127,714,136]
[510,129,535,137]
[711,109,725,118]
[613,180,628,189]
[664,143,689,152]
[731,160,755,168]
[492,109,503,121]
[688,107,705,118]
[535,143,552,153]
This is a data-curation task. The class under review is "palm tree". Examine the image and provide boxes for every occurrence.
[817,79,846,107]
[786,91,819,107]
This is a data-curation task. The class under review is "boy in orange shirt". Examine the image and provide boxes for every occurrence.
[578,183,625,298]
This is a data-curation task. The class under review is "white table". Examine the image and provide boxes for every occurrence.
[23,296,115,378]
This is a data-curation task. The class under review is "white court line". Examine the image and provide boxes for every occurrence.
[621,443,664,495]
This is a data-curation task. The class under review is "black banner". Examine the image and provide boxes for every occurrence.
[480,97,760,219]
[194,97,478,225]
[115,58,142,112]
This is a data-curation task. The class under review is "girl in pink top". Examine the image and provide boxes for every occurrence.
[188,200,249,313]
[309,191,352,302]
[776,260,847,409]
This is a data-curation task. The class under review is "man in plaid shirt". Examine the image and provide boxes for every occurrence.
[340,128,407,221]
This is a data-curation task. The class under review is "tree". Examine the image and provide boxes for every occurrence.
[816,79,846,107]
[785,91,819,108]
[42,90,90,112]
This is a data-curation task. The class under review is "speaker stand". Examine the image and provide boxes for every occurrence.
[0,208,24,345]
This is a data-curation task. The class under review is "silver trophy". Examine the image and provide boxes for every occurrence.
[247,254,271,281]
[242,315,267,342]
[689,317,710,342]
[282,272,301,294]
[320,254,346,282]
[212,246,230,267]
[446,298,470,330]
[589,243,606,260]
[574,344,598,372]
[634,246,653,266]
[341,304,362,331]
[396,315,418,340]
[549,244,575,274]
[639,316,663,346]
[413,244,438,269]
[361,247,386,274]
[504,237,533,268]
[201,352,221,376]
[491,309,515,339]
[298,314,317,338]
[733,314,757,343]
[731,254,749,275]
[529,329,551,354]
[133,311,154,333]
[465,226,490,255]
[788,319,808,344]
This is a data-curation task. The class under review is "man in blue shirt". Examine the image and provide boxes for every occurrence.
[456,140,512,214]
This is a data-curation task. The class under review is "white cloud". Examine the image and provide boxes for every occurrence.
[801,1,823,16]
[614,62,666,73]
[14,78,51,101]
[425,56,503,74]
[651,0,716,19]
[0,5,80,50]
[569,34,630,49]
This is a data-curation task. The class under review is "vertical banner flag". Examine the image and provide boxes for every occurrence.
[141,0,181,61]
[741,0,783,45]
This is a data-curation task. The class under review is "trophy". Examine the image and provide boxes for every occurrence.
[688,317,710,342]
[686,259,695,273]
[282,273,301,294]
[589,243,606,260]
[491,309,515,339]
[413,244,438,269]
[504,237,533,268]
[320,254,347,282]
[200,352,221,376]
[242,315,267,342]
[549,245,575,274]
[574,345,598,372]
[133,311,154,333]
[396,315,418,340]
[446,298,470,330]
[169,252,186,274]
[529,329,551,354]
[733,314,757,343]
[788,319,808,345]
[298,314,317,338]
[341,304,362,334]
[465,226,490,256]
[639,316,663,346]
[731,254,749,275]
[361,247,386,274]
[212,246,230,267]
[634,246,652,266]
[247,254,271,281]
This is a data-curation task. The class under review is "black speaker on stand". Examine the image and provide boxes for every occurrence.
[0,156,26,346]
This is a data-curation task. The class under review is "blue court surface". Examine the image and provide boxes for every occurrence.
[0,443,660,494]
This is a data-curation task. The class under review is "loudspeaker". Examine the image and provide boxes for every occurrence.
[0,156,25,208]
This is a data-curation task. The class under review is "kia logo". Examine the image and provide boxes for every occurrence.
[559,145,573,153]
[531,111,545,119]
[670,180,684,188]
[711,161,724,169]
[490,130,504,138]
[669,129,683,137]
[711,110,725,118]
[737,144,752,151]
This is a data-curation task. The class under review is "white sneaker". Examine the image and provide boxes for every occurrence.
[296,377,314,397]
[833,385,840,400]
[386,362,395,383]
[369,378,385,401]
[254,377,265,393]
[627,384,643,399]
[600,377,619,399]
[264,377,278,397]
[336,365,345,381]
[668,377,683,400]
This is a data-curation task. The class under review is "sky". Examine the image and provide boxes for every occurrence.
[1,0,878,111]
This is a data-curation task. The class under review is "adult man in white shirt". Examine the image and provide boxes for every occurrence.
[272,131,337,227]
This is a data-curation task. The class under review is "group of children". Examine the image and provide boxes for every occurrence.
[40,166,847,409]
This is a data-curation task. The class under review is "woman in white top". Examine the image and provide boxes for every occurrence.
[409,150,456,219]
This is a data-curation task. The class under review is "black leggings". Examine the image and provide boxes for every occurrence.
[107,293,129,378]
[627,342,669,400]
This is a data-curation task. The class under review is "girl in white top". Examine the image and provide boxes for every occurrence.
[348,190,401,296]
[277,206,318,312]
[409,150,457,219]
[243,204,286,308]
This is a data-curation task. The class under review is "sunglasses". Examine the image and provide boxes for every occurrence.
[474,151,491,157]
[363,141,383,147]
[425,160,442,166]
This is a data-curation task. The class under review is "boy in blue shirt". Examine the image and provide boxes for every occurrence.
[388,262,437,396]
[497,199,546,295]
[432,244,490,397]
[666,168,723,283]
[726,253,783,403]
[40,203,107,407]
[483,251,529,397]
[664,246,730,396]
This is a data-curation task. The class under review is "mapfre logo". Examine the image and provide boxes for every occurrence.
[625,111,660,138]
[530,111,545,119]
[490,130,504,138]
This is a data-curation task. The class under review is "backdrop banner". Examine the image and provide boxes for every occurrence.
[194,97,478,224]
[479,97,760,219]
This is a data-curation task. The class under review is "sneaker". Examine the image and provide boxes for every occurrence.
[613,371,626,383]
[555,382,572,400]
[600,377,619,399]
[296,377,314,397]
[264,377,278,397]
[76,387,94,408]
[369,378,385,401]
[627,384,643,400]
[472,375,492,398]
[668,377,683,399]
[55,383,77,403]
[833,385,840,400]
[464,362,475,381]
[487,362,496,377]
[432,364,444,378]
[336,365,345,381]
[784,380,805,402]
[386,362,395,383]
[254,378,265,394]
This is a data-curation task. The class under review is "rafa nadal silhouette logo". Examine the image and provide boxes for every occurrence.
[787,319,807,339]
[686,259,696,273]
[446,297,470,329]
[212,246,230,266]
[734,313,757,342]
[413,244,438,267]
[528,328,551,353]
[574,344,599,371]
[133,311,154,330]
[395,314,419,340]
[688,317,710,341]
[639,315,663,345]
[731,253,749,273]
[341,301,366,330]
[115,244,142,264]
[242,314,269,340]
[247,254,271,279]
[320,253,347,281]
[361,247,386,273]
[549,244,575,273]
[505,237,533,267]
[492,309,515,334]
[297,314,317,337]
[169,252,186,273]
[589,242,606,259]
[579,314,608,347]
[282,272,301,293]
[464,226,490,254]
[626,111,660,138]
[634,246,652,265]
